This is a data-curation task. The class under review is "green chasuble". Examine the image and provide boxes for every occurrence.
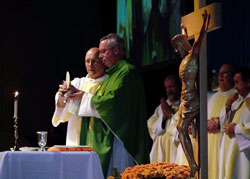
[92,60,149,164]
[80,116,113,176]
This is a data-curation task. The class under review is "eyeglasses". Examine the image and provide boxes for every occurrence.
[99,47,114,54]
[218,71,232,76]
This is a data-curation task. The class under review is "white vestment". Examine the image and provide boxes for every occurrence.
[66,76,135,177]
[52,74,135,177]
[218,93,250,179]
[207,88,236,179]
[52,74,106,146]
[147,99,180,163]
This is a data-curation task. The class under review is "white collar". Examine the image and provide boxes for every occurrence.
[85,74,108,82]
[231,92,250,111]
[218,88,236,96]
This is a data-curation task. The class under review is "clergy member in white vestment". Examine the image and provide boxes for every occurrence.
[207,64,236,179]
[148,74,181,163]
[52,74,107,145]
[51,47,107,146]
[218,68,250,179]
[52,46,135,177]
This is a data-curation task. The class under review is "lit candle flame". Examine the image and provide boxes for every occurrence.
[14,91,19,98]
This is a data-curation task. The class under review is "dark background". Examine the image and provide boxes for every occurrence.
[1,0,250,150]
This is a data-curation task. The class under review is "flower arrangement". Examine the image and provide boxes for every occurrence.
[108,162,191,179]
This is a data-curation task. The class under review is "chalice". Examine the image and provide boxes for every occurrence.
[37,131,48,151]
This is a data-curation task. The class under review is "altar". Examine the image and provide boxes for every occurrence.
[0,151,104,179]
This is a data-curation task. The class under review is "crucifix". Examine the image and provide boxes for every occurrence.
[181,0,221,178]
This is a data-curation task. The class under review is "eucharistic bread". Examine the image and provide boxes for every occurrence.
[47,146,93,152]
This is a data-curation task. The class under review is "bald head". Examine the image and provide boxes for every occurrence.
[86,47,99,57]
[85,47,106,79]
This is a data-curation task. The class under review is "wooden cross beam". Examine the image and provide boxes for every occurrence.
[182,2,222,40]
[180,1,221,179]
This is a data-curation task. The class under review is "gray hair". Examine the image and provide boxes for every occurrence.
[100,33,125,54]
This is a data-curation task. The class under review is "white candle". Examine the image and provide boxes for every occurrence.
[14,91,19,118]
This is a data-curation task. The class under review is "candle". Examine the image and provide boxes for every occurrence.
[14,91,19,119]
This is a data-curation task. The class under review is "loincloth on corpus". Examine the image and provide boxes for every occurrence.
[179,91,199,121]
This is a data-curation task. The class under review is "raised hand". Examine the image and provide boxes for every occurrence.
[57,81,68,107]
[67,84,80,93]
[202,10,210,30]
[63,84,84,101]
[245,97,250,111]
[226,92,239,109]
[160,98,174,120]
[58,81,68,97]
[65,90,84,101]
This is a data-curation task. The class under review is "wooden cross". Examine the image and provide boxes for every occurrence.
[181,1,221,178]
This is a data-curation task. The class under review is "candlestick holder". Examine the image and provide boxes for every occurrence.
[10,117,19,151]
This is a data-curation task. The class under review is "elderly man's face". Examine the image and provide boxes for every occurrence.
[218,64,234,92]
[85,50,106,79]
[99,40,118,68]
[164,78,179,101]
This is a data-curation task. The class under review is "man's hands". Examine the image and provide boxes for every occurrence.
[58,81,68,97]
[226,92,239,110]
[57,82,84,107]
[223,122,236,137]
[207,117,220,133]
[65,85,84,101]
[202,9,210,31]
[160,98,174,120]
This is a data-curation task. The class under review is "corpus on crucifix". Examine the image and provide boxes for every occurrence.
[173,1,222,178]
[171,9,209,177]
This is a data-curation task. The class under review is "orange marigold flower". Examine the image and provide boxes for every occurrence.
[120,162,190,179]
[107,177,115,179]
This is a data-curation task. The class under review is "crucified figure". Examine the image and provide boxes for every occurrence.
[171,10,210,177]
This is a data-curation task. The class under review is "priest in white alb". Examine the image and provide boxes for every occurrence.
[218,67,250,179]
[147,74,180,163]
[52,47,107,146]
[207,64,236,179]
